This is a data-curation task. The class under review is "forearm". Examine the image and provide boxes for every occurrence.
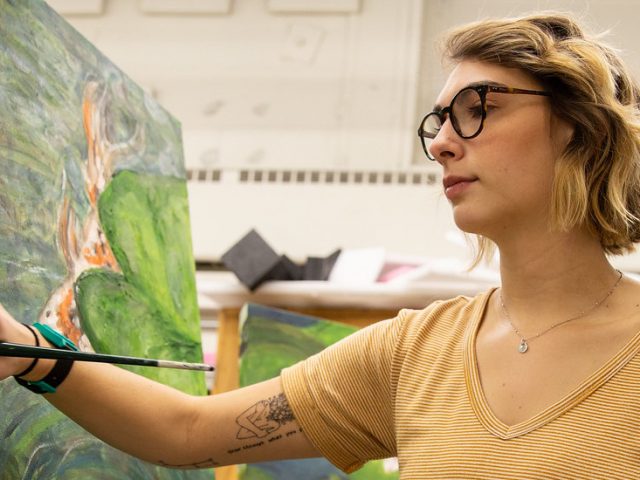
[46,361,202,466]
[2,319,200,465]
[49,367,317,468]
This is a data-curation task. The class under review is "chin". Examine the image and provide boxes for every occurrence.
[451,207,488,235]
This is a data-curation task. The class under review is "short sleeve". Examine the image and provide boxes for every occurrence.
[280,312,407,473]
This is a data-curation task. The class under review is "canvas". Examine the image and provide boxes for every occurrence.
[238,303,400,480]
[0,1,211,478]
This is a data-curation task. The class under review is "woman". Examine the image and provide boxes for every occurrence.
[2,11,640,478]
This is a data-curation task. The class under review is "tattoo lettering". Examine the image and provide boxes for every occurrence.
[235,393,295,440]
[158,458,221,469]
[227,427,305,456]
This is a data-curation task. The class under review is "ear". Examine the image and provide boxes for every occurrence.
[550,113,575,154]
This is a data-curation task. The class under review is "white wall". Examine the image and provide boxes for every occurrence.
[51,0,423,172]
[48,0,640,270]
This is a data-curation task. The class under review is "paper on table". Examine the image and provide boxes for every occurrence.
[384,256,499,285]
[328,247,386,284]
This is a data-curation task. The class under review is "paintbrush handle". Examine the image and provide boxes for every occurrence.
[0,342,214,372]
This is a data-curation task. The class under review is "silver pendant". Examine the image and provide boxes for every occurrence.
[518,339,529,353]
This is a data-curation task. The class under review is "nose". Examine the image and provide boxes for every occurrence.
[428,118,463,166]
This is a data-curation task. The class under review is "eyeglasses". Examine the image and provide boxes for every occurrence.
[417,84,551,161]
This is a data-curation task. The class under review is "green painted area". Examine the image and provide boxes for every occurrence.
[77,171,204,393]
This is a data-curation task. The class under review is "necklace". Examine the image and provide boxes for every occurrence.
[500,270,624,353]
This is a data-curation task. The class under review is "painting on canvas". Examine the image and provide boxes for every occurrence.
[0,1,210,478]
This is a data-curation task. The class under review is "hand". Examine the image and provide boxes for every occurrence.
[0,303,38,380]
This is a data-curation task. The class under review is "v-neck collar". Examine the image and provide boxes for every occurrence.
[463,288,640,440]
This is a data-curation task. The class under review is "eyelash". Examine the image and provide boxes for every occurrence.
[468,105,483,118]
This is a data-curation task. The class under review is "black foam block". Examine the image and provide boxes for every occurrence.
[303,249,341,280]
[280,255,304,281]
[263,255,304,282]
[221,229,281,290]
[264,258,293,282]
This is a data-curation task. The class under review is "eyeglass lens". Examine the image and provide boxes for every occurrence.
[420,87,484,159]
[452,88,484,137]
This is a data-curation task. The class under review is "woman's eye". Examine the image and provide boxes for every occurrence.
[473,103,498,118]
[468,105,484,118]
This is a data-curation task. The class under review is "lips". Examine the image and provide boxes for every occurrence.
[442,175,478,199]
[443,175,477,189]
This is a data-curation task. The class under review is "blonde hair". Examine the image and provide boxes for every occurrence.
[441,12,640,266]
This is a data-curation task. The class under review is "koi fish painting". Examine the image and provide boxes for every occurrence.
[0,1,210,478]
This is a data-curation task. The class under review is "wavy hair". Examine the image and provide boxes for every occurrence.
[440,12,640,266]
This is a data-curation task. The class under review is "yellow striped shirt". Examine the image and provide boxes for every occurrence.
[281,290,640,479]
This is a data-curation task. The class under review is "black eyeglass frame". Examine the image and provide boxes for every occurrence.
[417,84,551,161]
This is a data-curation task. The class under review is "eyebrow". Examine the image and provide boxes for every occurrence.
[432,80,509,111]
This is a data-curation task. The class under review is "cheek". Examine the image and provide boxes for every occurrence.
[478,127,555,199]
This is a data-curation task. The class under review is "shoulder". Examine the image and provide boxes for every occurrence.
[392,289,494,354]
[398,289,493,330]
[318,293,484,354]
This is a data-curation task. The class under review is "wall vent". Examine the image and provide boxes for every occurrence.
[186,168,440,186]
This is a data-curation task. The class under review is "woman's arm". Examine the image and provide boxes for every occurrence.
[0,304,320,468]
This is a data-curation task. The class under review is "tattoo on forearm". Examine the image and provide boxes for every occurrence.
[226,427,304,456]
[235,393,295,440]
[156,395,299,465]
[158,458,221,469]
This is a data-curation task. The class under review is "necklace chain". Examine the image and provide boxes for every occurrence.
[500,270,624,353]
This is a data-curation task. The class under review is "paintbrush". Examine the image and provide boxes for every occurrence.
[0,342,214,372]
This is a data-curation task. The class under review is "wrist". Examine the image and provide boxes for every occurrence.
[14,323,77,394]
[9,323,53,380]
[12,324,40,378]
[19,330,56,382]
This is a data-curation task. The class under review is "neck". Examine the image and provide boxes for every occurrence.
[495,228,620,331]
